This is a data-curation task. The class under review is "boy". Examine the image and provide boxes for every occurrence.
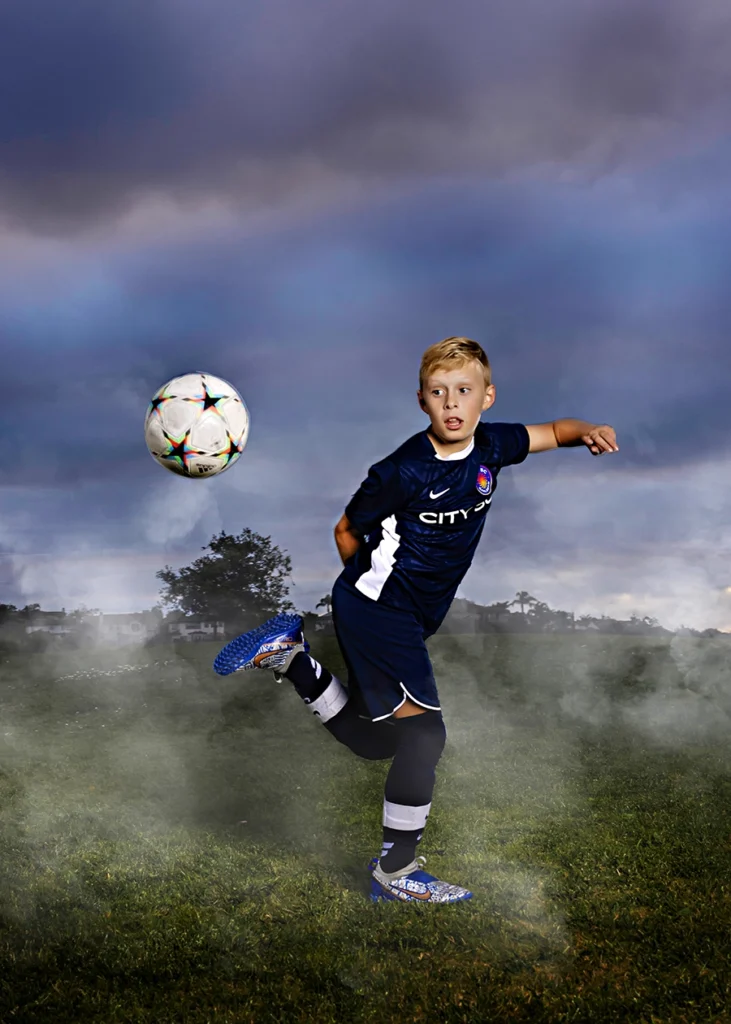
[214,337,619,902]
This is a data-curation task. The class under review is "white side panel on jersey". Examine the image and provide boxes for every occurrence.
[355,514,401,600]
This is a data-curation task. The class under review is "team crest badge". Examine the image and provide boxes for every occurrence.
[476,465,492,496]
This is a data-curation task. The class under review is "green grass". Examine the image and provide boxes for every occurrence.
[1,633,730,1022]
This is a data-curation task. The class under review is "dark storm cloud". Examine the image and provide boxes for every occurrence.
[0,0,196,142]
[1,170,729,492]
[1,0,731,233]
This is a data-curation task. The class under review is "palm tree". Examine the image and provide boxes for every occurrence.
[316,594,333,616]
[509,591,538,616]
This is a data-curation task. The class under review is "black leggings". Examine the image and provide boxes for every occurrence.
[326,693,446,778]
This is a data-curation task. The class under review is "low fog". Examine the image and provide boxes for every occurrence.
[2,570,729,950]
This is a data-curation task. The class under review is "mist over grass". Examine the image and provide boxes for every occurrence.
[1,632,730,1021]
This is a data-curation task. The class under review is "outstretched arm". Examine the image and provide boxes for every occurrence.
[526,420,619,456]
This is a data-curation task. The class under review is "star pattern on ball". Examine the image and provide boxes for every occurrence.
[166,436,190,468]
[223,435,242,465]
[149,395,167,414]
[201,379,228,412]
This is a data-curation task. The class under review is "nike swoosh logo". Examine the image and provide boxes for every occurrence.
[395,886,432,901]
[375,878,433,900]
[429,488,450,499]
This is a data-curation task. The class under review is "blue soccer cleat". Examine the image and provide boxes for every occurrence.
[368,855,473,903]
[213,613,309,677]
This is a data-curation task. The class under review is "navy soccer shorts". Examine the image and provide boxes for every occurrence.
[331,574,441,722]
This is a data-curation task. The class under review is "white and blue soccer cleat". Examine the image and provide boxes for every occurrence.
[213,613,309,677]
[368,856,473,903]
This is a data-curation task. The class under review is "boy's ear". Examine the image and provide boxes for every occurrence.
[417,390,426,409]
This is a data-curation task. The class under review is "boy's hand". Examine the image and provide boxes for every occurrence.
[581,425,619,456]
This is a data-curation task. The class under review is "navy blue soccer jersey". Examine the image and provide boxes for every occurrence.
[341,421,530,635]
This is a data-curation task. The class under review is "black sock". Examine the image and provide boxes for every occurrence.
[284,650,332,704]
[378,711,446,874]
[380,826,424,874]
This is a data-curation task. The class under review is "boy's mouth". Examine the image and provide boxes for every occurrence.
[444,417,463,430]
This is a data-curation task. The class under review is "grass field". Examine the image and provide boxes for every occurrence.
[1,632,730,1022]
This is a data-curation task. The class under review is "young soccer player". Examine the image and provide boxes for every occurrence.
[214,337,619,902]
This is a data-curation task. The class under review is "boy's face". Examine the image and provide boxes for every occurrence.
[417,359,495,450]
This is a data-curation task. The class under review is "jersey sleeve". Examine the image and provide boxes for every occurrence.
[344,457,407,535]
[476,421,530,467]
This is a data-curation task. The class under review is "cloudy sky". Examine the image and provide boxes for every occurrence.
[2,0,731,631]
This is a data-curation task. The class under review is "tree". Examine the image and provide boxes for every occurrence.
[527,600,553,632]
[0,604,18,625]
[552,609,575,632]
[316,594,333,615]
[509,591,537,617]
[67,605,101,622]
[156,529,295,633]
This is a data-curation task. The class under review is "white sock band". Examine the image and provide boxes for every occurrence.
[383,799,432,831]
[307,675,348,723]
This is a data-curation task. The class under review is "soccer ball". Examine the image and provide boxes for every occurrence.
[144,372,249,477]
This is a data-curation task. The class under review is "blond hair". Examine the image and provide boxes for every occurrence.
[419,336,491,392]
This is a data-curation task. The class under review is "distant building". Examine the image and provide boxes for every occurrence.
[313,613,332,632]
[484,607,512,624]
[167,620,226,642]
[25,610,225,646]
[25,611,73,636]
[97,613,159,646]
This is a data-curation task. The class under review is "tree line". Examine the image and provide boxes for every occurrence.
[0,529,724,651]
